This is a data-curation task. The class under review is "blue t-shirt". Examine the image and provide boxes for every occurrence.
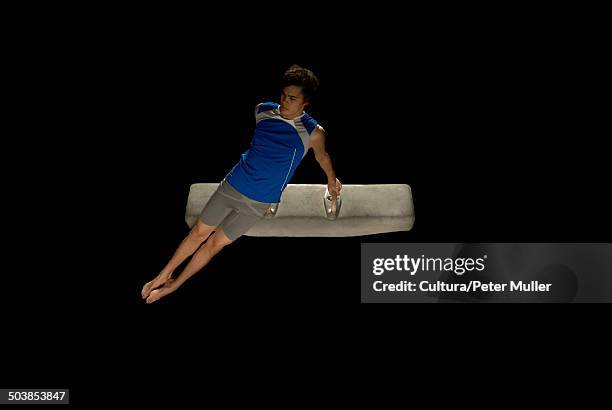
[225,102,319,203]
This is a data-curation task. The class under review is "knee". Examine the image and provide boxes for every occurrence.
[190,221,212,242]
[206,236,229,254]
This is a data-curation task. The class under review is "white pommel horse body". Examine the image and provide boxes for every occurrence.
[185,183,415,237]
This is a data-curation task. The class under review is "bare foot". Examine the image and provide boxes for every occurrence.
[145,279,177,304]
[141,274,171,299]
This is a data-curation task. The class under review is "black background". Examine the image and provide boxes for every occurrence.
[3,11,609,404]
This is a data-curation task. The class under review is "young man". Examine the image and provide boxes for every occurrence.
[141,65,342,303]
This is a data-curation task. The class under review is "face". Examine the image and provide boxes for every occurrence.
[280,85,308,119]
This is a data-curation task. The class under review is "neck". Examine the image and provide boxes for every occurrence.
[280,109,304,120]
[281,113,300,120]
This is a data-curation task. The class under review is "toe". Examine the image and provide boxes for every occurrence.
[141,283,151,299]
[146,290,160,304]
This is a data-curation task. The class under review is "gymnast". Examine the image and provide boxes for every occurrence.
[141,64,342,304]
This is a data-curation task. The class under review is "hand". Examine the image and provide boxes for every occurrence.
[327,178,342,199]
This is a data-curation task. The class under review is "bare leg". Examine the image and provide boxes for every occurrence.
[146,228,234,304]
[141,220,215,299]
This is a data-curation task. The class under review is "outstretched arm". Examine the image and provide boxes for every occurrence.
[310,125,342,197]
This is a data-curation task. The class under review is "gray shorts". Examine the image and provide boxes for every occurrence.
[199,179,271,241]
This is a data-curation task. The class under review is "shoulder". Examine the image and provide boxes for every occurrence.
[310,124,325,143]
[256,102,280,114]
[300,112,320,135]
[312,124,325,136]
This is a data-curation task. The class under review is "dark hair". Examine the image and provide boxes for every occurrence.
[280,64,319,102]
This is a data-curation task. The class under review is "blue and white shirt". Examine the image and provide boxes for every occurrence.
[225,102,319,203]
